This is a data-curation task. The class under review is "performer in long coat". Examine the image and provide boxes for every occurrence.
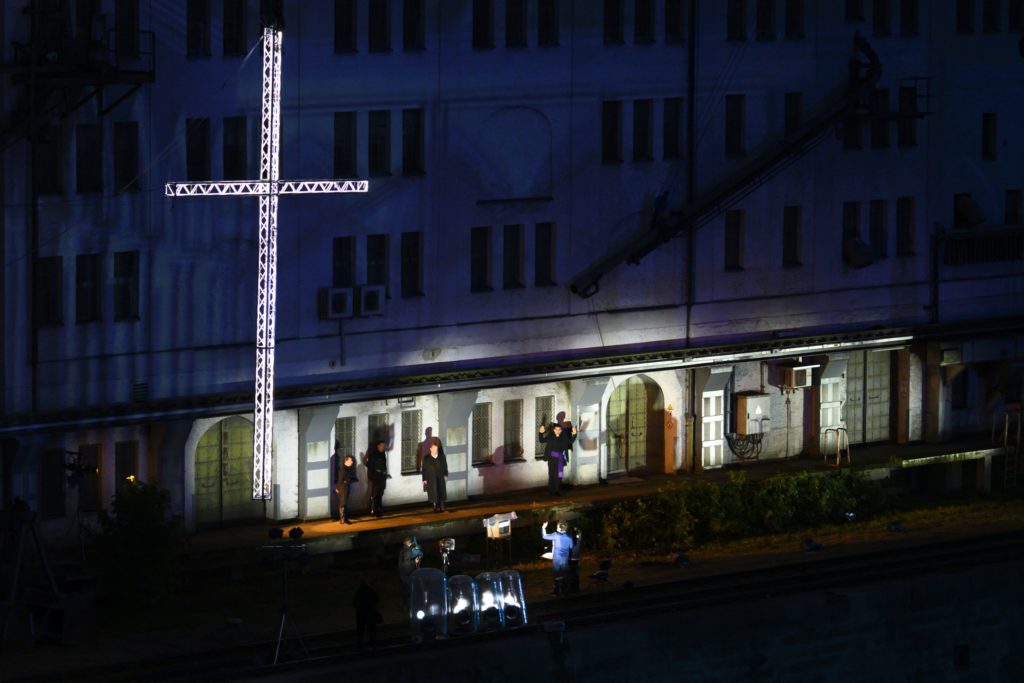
[335,453,358,524]
[538,421,577,496]
[421,440,449,513]
[366,440,389,517]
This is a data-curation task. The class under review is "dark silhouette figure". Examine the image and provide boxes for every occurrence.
[538,420,577,496]
[352,580,380,649]
[366,440,388,517]
[335,452,357,524]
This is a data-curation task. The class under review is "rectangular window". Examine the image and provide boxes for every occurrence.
[115,0,139,58]
[336,416,356,459]
[113,250,140,320]
[1005,189,1023,224]
[401,409,422,473]
[506,0,527,47]
[1011,0,1024,30]
[725,94,745,156]
[846,0,864,20]
[402,108,425,175]
[403,0,425,50]
[503,224,525,289]
[896,196,915,256]
[604,0,624,43]
[784,0,804,38]
[728,0,747,40]
[335,0,356,52]
[186,117,211,181]
[504,399,524,461]
[983,0,1000,30]
[368,110,391,176]
[473,0,494,48]
[366,234,389,291]
[538,0,559,46]
[982,112,998,160]
[113,121,139,192]
[401,231,423,297]
[872,0,891,35]
[35,124,63,195]
[535,222,556,286]
[633,99,653,161]
[724,209,744,271]
[471,226,492,291]
[369,0,391,52]
[535,395,554,457]
[782,205,802,267]
[334,112,357,177]
[39,449,66,517]
[954,193,980,228]
[635,0,655,43]
[869,199,888,258]
[870,88,890,148]
[951,370,969,410]
[76,253,102,323]
[784,92,801,138]
[187,0,211,57]
[34,256,63,327]
[897,85,918,147]
[472,403,493,464]
[223,0,247,55]
[957,0,975,33]
[843,200,861,237]
[663,97,684,158]
[900,0,919,35]
[77,444,101,513]
[756,0,776,40]
[665,0,685,43]
[333,236,355,287]
[368,413,390,448]
[76,123,102,193]
[114,440,139,491]
[842,112,862,149]
[223,115,247,180]
[601,100,623,163]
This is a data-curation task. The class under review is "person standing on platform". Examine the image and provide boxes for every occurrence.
[541,520,574,596]
[421,440,449,513]
[366,440,389,518]
[538,420,577,496]
[335,453,358,524]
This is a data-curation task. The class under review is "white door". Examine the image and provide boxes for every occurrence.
[702,391,725,468]
[819,378,844,454]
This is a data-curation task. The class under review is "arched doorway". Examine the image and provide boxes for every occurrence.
[606,376,664,475]
[194,417,264,526]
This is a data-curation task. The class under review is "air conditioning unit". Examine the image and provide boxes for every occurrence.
[317,287,354,319]
[779,366,814,390]
[358,285,386,316]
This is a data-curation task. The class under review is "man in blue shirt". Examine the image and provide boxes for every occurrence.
[541,520,574,596]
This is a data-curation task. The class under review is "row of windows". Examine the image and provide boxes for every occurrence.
[33,122,140,196]
[335,395,556,474]
[38,441,139,518]
[601,98,685,163]
[34,252,140,327]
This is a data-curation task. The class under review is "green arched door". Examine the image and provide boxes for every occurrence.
[195,417,265,526]
[606,376,664,475]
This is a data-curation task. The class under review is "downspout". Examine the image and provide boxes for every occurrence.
[686,0,698,471]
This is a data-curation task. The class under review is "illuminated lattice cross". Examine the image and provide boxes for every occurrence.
[166,22,368,500]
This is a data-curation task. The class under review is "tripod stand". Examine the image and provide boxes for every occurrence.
[262,542,308,665]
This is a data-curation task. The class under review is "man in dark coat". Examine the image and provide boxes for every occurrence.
[366,440,388,518]
[397,537,423,606]
[538,420,577,496]
[352,579,380,650]
[335,453,357,524]
[421,440,449,513]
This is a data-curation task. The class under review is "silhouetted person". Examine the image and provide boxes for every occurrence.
[366,440,389,518]
[567,527,583,594]
[352,580,380,649]
[422,440,449,513]
[397,537,423,607]
[539,421,577,496]
[335,453,357,524]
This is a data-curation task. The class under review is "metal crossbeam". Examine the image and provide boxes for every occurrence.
[165,180,369,197]
[165,24,368,500]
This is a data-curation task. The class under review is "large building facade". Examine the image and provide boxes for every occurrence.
[2,0,1022,535]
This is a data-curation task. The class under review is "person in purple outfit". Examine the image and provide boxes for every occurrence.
[538,420,576,496]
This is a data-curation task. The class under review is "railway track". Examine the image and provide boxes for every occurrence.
[13,530,1024,683]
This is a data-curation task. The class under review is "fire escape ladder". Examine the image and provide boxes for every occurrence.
[569,34,883,298]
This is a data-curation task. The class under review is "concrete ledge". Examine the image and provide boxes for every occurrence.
[891,447,1007,469]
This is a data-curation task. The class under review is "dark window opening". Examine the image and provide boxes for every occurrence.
[633,99,653,161]
[506,0,527,47]
[186,117,211,181]
[846,0,865,21]
[34,256,63,327]
[334,111,357,177]
[604,0,624,43]
[728,0,748,40]
[870,88,890,148]
[34,125,64,195]
[114,121,140,193]
[471,226,492,291]
[115,441,139,492]
[335,0,357,52]
[899,0,919,35]
[503,224,525,289]
[223,0,247,55]
[403,0,426,50]
[896,196,914,256]
[187,0,211,57]
[535,222,556,286]
[783,205,802,267]
[869,199,888,258]
[538,0,560,46]
[872,0,892,36]
[402,108,425,175]
[665,0,686,43]
[473,0,494,48]
[664,97,684,159]
[725,94,745,156]
[76,123,102,193]
[983,0,1001,31]
[76,253,102,324]
[981,112,998,160]
[223,116,247,180]
[369,0,391,52]
[725,209,744,271]
[368,110,391,176]
[602,100,622,163]
[785,0,804,39]
[333,236,355,287]
[756,0,776,40]
[77,444,101,513]
[635,0,655,43]
[39,449,66,517]
[400,231,423,297]
[114,250,140,321]
[1006,189,1023,225]
[366,234,389,293]
[956,0,975,33]
[897,85,918,147]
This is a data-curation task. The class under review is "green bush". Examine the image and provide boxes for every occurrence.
[598,470,890,553]
[92,481,182,605]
